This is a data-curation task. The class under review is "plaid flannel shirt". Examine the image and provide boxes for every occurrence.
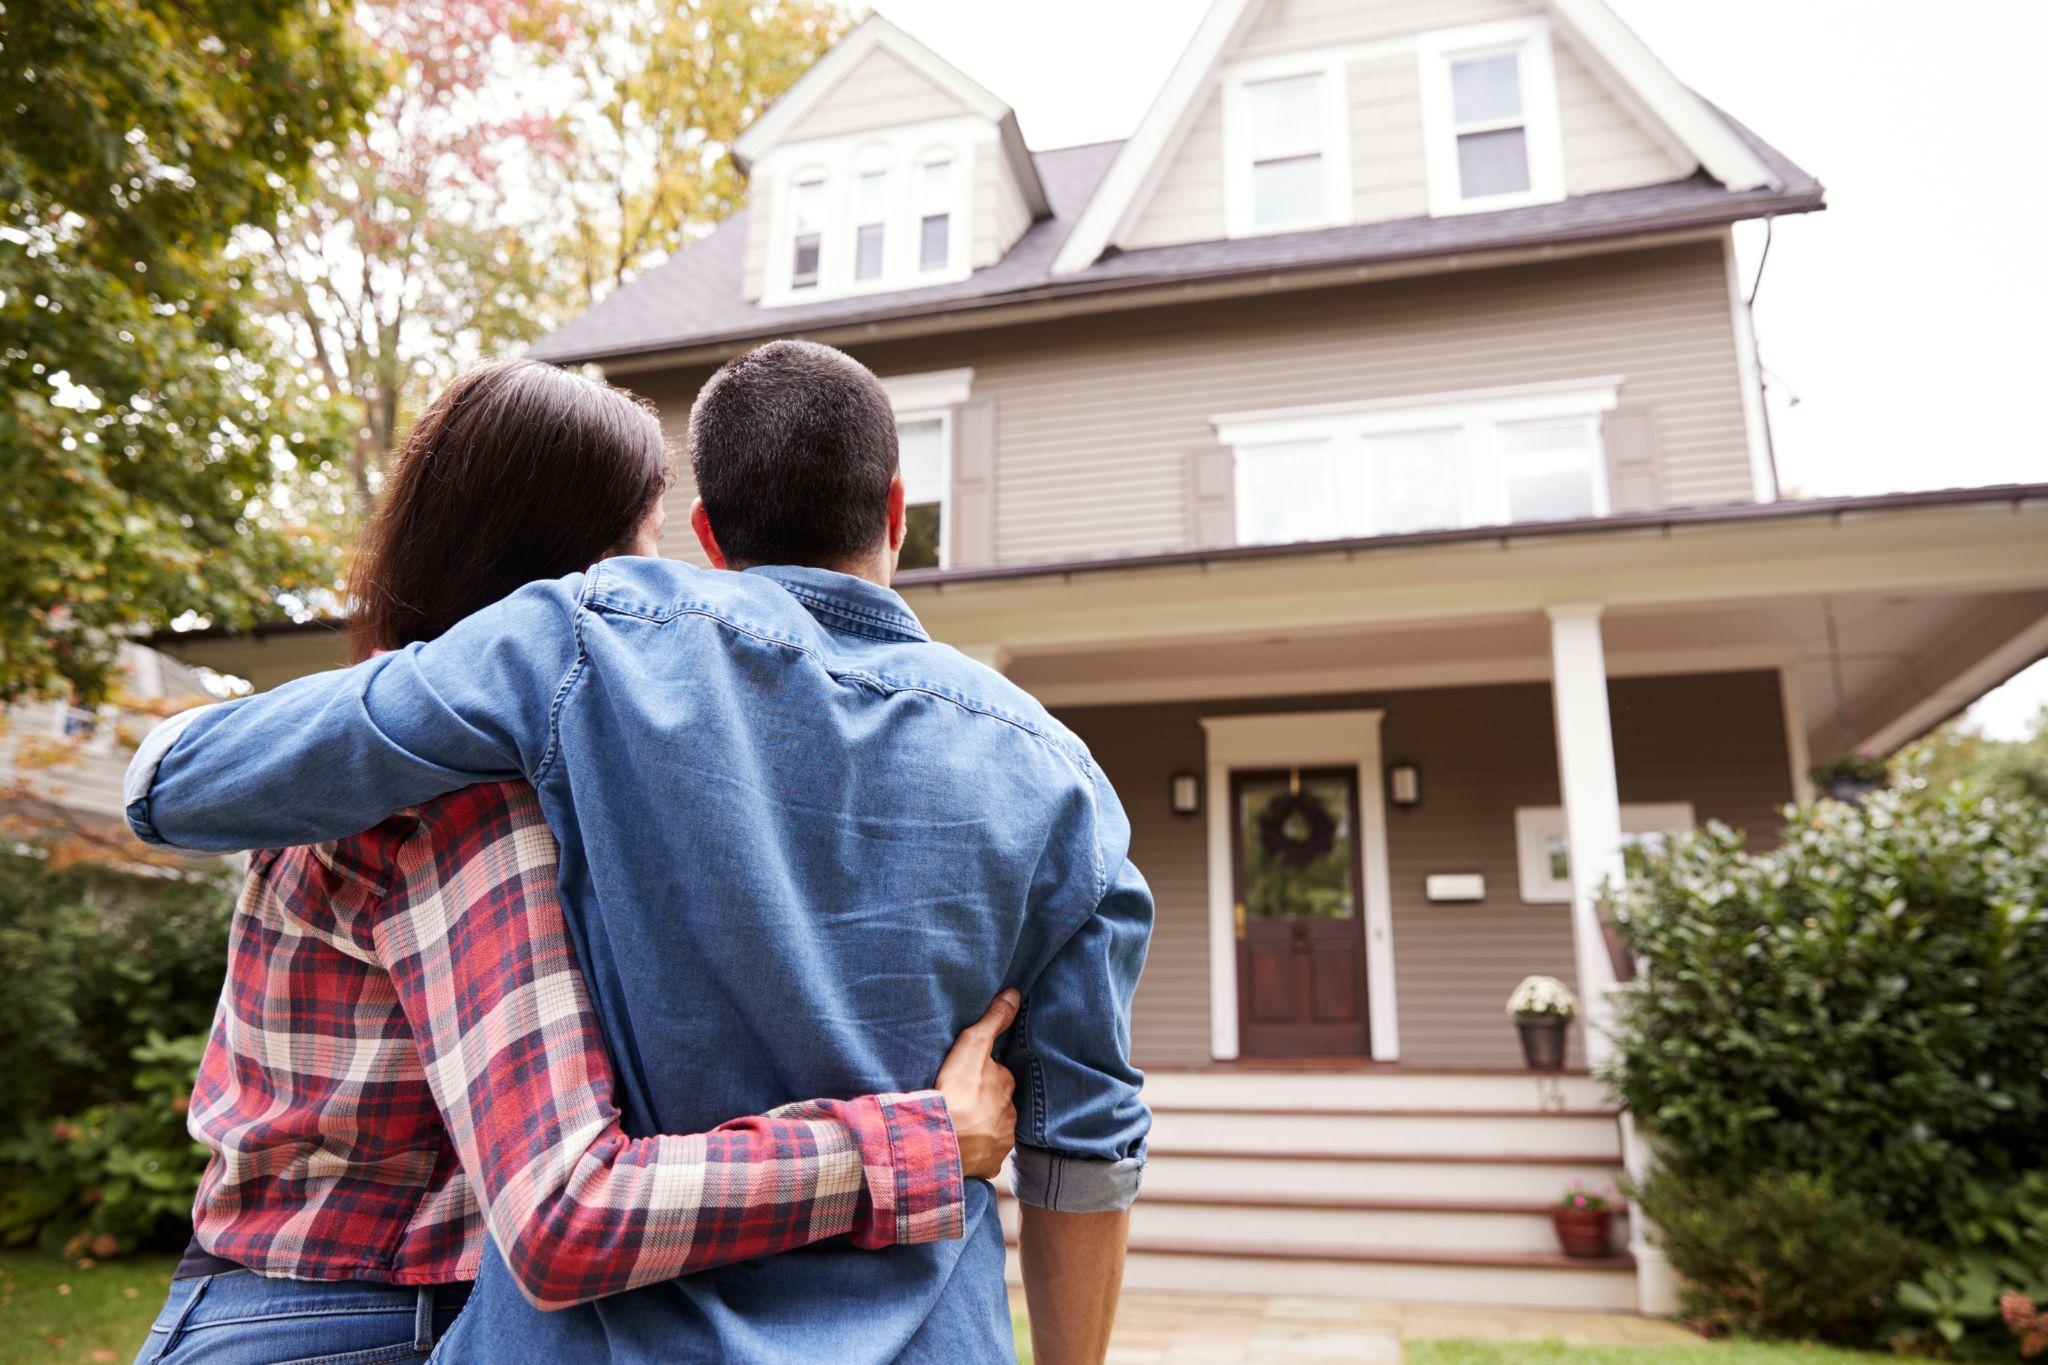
[186,780,964,1308]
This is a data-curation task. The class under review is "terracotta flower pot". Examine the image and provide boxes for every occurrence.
[1516,1016,1568,1071]
[1552,1206,1613,1258]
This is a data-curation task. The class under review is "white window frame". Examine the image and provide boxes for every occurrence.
[758,118,982,307]
[1514,801,1696,905]
[1221,53,1353,238]
[876,367,972,572]
[1416,18,1565,217]
[1213,378,1620,546]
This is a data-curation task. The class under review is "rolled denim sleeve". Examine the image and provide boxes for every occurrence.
[126,576,585,853]
[1004,851,1154,1214]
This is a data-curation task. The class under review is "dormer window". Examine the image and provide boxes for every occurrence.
[853,169,888,281]
[1418,19,1564,216]
[790,176,826,288]
[1222,58,1350,237]
[917,157,952,271]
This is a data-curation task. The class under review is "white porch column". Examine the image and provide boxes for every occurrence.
[1544,603,1623,1066]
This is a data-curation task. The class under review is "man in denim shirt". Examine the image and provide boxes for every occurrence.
[125,341,1152,1364]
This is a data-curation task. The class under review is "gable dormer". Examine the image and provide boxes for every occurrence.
[1056,0,1780,270]
[733,16,1048,307]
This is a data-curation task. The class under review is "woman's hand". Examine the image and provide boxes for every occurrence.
[936,990,1022,1180]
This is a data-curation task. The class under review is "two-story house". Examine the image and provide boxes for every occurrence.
[154,0,2048,1315]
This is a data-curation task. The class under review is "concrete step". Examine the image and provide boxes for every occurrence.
[1140,1069,1613,1114]
[1139,1149,1625,1203]
[999,1191,1625,1256]
[1002,1238,1638,1311]
[1150,1107,1622,1159]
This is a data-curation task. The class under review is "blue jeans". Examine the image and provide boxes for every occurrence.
[134,1271,470,1365]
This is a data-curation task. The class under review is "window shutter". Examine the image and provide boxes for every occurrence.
[1187,446,1237,548]
[949,397,998,567]
[1602,406,1662,515]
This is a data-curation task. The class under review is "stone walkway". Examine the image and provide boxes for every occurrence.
[1015,1290,1698,1363]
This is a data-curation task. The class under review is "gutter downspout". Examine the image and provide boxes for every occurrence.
[1745,215,1784,499]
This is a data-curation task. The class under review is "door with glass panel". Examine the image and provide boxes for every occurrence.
[1231,767,1370,1058]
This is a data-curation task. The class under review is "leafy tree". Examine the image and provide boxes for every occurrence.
[248,0,575,508]
[1900,704,2048,805]
[546,0,849,306]
[1,0,371,703]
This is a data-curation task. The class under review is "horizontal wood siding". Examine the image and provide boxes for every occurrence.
[780,45,972,143]
[1057,670,1793,1069]
[972,140,1032,269]
[626,244,1752,568]
[1553,39,1685,195]
[1123,0,1688,250]
[741,180,774,302]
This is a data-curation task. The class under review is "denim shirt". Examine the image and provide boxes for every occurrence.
[126,560,1152,1364]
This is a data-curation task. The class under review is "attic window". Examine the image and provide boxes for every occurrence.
[1418,19,1565,216]
[1223,58,1350,237]
[790,177,826,288]
[853,170,888,281]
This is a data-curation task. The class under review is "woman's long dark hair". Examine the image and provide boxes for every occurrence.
[348,359,671,661]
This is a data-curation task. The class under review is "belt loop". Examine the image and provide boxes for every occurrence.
[152,1275,215,1363]
[414,1285,435,1351]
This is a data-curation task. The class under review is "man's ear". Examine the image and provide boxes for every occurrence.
[689,498,730,570]
[886,475,908,553]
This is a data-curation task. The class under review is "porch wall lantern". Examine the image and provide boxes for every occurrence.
[1169,771,1202,818]
[1388,763,1422,810]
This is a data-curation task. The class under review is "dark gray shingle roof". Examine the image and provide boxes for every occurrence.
[530,117,1820,367]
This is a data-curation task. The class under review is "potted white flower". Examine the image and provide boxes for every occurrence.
[1506,975,1578,1071]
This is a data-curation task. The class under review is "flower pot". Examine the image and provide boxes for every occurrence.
[1516,1016,1568,1071]
[1551,1206,1613,1258]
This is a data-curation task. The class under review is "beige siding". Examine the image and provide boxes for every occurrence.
[971,140,1032,269]
[629,244,1754,568]
[1121,0,1689,250]
[1123,86,1227,251]
[849,243,1750,564]
[1554,39,1686,195]
[780,45,973,144]
[1236,0,1527,62]
[1349,51,1429,224]
[1058,670,1793,1069]
[740,181,774,303]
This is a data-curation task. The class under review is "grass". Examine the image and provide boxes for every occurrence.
[0,1251,176,1364]
[1408,1342,1920,1364]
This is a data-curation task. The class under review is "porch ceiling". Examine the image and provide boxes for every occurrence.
[913,497,2048,758]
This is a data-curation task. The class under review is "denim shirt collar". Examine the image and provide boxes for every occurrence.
[745,564,930,644]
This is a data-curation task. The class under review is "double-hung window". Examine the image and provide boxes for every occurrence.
[1418,20,1563,215]
[852,170,888,282]
[789,176,826,289]
[895,411,950,569]
[917,158,952,272]
[1217,381,1618,548]
[1226,62,1348,235]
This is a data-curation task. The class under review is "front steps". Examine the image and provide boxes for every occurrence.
[1002,1068,1637,1311]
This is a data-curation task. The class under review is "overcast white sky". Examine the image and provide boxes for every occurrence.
[872,0,2048,736]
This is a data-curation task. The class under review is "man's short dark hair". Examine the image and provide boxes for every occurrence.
[688,340,899,568]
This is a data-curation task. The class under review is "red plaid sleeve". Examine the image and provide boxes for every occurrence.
[371,783,966,1309]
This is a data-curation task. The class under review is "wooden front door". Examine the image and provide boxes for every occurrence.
[1231,767,1371,1058]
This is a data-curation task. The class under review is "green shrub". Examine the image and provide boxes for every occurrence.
[0,1032,211,1254]
[1892,1172,2048,1359]
[1605,785,2048,1241]
[1634,1167,1915,1342]
[0,848,233,1122]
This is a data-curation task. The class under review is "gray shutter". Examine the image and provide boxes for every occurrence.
[1603,406,1663,515]
[1187,446,1237,548]
[949,397,998,568]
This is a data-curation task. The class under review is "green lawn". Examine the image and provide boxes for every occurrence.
[0,1252,174,1364]
[1408,1341,1919,1364]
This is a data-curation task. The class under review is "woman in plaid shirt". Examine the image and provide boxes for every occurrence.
[135,362,1018,1365]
